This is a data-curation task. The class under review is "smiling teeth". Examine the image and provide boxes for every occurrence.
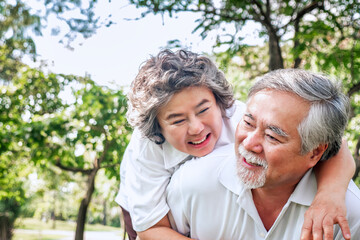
[238,144,268,169]
[192,136,207,145]
[246,160,261,166]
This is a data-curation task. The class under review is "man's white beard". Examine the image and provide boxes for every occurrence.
[236,144,268,189]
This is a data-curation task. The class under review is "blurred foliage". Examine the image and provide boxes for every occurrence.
[130,0,359,71]
[0,65,70,239]
[0,1,122,238]
[0,64,131,238]
[0,1,130,238]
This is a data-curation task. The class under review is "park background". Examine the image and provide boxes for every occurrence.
[1,0,359,240]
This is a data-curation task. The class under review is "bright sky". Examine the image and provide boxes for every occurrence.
[32,1,262,89]
[32,2,217,89]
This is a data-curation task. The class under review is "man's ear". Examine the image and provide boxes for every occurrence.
[309,143,328,165]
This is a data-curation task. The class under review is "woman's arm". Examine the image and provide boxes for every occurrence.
[124,129,186,233]
[137,215,192,240]
[301,140,355,240]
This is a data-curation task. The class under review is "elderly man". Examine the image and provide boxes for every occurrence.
[166,69,360,240]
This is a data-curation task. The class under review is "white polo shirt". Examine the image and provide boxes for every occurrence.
[166,144,360,240]
[115,100,246,231]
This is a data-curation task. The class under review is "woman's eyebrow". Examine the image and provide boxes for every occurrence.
[166,113,184,121]
[195,99,210,108]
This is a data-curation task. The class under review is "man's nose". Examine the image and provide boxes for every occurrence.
[188,117,204,135]
[242,131,263,153]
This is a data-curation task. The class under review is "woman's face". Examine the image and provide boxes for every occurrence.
[157,86,223,157]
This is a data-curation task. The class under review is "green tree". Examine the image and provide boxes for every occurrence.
[0,65,70,239]
[0,1,116,239]
[129,0,359,69]
[1,62,131,239]
[27,78,131,240]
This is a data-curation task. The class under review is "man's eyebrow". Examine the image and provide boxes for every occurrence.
[244,113,254,120]
[267,125,289,138]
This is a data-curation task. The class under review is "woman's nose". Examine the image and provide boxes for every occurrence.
[188,117,204,135]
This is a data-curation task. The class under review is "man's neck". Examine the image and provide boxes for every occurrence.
[251,184,296,231]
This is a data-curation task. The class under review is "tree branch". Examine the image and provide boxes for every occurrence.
[283,0,323,30]
[251,0,271,26]
[55,157,93,175]
[347,82,360,97]
[100,163,118,169]
[294,1,323,22]
[96,134,114,167]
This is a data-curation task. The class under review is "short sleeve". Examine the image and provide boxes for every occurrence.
[125,131,174,231]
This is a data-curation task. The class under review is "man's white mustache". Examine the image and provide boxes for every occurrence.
[237,144,268,169]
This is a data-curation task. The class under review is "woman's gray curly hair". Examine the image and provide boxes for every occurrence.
[126,49,234,144]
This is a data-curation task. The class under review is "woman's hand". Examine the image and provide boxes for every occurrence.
[300,190,351,240]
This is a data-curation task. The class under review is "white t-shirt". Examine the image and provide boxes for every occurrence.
[115,100,246,231]
[166,144,360,240]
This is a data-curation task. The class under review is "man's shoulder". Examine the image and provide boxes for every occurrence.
[178,144,234,174]
[338,181,360,239]
[346,181,360,218]
[169,144,235,194]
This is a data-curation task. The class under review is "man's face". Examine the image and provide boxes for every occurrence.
[157,86,223,157]
[235,89,319,189]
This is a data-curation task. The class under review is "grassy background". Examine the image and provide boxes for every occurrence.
[14,232,65,240]
[14,218,123,240]
[15,218,121,231]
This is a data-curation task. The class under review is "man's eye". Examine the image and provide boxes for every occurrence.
[266,134,279,142]
[243,119,253,127]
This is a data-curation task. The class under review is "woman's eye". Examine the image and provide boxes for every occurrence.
[198,107,209,114]
[173,119,185,125]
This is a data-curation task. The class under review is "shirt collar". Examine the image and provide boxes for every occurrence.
[219,153,317,207]
[218,149,264,226]
[162,140,190,169]
[288,169,317,206]
[218,148,243,195]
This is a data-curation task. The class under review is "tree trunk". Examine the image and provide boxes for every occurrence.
[0,215,12,240]
[74,169,98,240]
[51,190,56,229]
[103,200,107,226]
[268,30,284,70]
[51,210,56,229]
[293,19,302,68]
